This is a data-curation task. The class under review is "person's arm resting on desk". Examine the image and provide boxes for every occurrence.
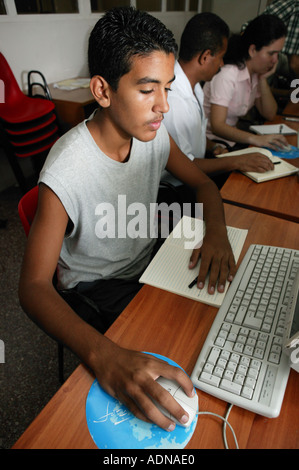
[210,102,288,151]
[166,136,236,294]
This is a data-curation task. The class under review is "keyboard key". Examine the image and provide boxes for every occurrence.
[243,313,262,330]
[240,356,250,368]
[207,347,221,365]
[237,364,248,375]
[213,367,224,378]
[268,353,280,364]
[215,336,225,347]
[234,373,245,385]
[241,386,253,400]
[243,345,254,356]
[200,372,220,388]
[250,359,261,370]
[227,361,238,373]
[220,379,242,395]
[253,348,265,359]
[233,342,244,354]
[224,370,234,381]
[203,363,214,374]
[245,377,256,389]
[248,367,258,380]
[220,349,230,360]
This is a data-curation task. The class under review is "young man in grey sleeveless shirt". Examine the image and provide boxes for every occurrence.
[19,7,236,432]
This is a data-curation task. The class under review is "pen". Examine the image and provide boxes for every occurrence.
[188,277,198,289]
[274,161,281,165]
[284,117,299,122]
[279,124,283,133]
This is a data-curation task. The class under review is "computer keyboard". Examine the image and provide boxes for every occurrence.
[191,244,299,418]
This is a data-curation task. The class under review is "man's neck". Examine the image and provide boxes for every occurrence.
[86,109,132,163]
[178,58,202,92]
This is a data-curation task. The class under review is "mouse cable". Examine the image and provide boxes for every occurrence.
[196,404,239,449]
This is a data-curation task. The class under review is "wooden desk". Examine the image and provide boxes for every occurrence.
[282,100,299,117]
[49,79,96,129]
[221,114,299,223]
[12,204,299,449]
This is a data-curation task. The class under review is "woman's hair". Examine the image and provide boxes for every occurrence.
[88,6,178,91]
[224,14,287,68]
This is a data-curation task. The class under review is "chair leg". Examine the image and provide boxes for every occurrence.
[58,342,64,384]
[4,149,28,194]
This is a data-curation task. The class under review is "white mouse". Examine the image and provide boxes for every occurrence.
[280,144,292,152]
[153,376,198,428]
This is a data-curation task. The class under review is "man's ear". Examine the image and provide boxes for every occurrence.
[89,75,111,108]
[198,49,211,66]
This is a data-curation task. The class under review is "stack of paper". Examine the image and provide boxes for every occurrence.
[53,78,90,90]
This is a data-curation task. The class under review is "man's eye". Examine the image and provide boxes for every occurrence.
[140,89,153,94]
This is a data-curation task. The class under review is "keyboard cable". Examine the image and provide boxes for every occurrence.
[196,403,239,449]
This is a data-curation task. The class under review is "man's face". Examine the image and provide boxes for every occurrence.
[108,51,175,142]
[203,37,228,82]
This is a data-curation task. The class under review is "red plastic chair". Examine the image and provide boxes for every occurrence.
[0,53,55,125]
[17,185,39,236]
[18,186,64,383]
[0,53,59,193]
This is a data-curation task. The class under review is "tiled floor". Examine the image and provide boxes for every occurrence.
[0,185,79,449]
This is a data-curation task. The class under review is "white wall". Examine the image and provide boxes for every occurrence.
[202,0,269,33]
[0,0,268,191]
[0,1,196,191]
[0,0,195,90]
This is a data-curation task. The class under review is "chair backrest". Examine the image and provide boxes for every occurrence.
[0,53,25,111]
[18,185,39,236]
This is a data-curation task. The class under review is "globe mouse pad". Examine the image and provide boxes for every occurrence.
[85,353,198,449]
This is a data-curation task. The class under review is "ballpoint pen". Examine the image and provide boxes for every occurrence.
[188,276,198,289]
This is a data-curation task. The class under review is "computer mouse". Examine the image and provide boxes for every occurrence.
[280,144,292,152]
[153,376,198,428]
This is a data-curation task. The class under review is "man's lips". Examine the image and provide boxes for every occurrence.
[148,117,163,130]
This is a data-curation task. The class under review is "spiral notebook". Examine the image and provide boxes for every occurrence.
[139,216,248,308]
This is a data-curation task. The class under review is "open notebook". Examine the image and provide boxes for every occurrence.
[216,147,298,183]
[249,124,297,135]
[139,216,248,308]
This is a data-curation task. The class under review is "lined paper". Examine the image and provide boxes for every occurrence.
[139,216,248,308]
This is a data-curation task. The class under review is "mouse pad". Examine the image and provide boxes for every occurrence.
[85,352,198,449]
[268,145,299,159]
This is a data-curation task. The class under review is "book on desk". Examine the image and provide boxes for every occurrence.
[139,216,248,308]
[249,123,297,135]
[216,147,298,183]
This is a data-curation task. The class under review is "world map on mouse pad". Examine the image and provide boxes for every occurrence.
[85,353,198,449]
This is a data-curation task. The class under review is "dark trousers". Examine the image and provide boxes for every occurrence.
[59,277,143,334]
[58,239,165,334]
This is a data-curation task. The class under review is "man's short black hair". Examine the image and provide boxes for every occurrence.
[88,6,178,91]
[179,12,229,62]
